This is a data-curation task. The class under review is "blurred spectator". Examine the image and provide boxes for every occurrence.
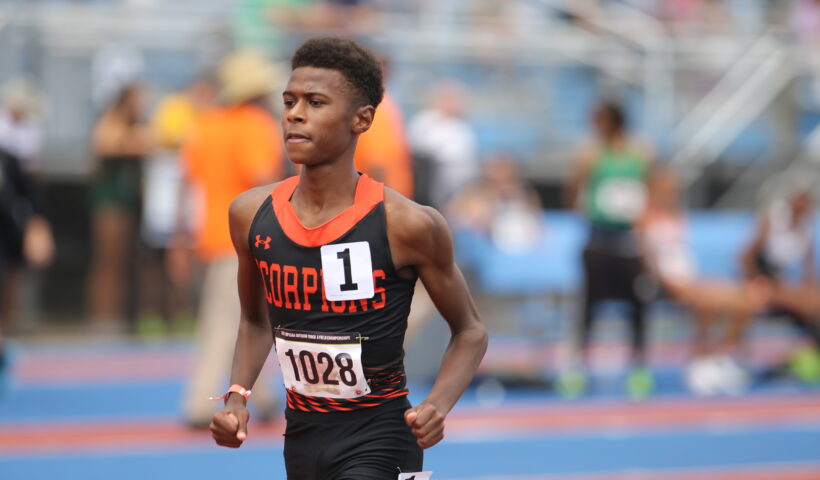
[408,80,478,208]
[446,153,542,253]
[0,149,54,395]
[562,100,654,399]
[180,50,282,427]
[0,78,52,332]
[639,167,771,395]
[136,75,216,338]
[86,84,153,333]
[0,78,44,174]
[91,44,145,111]
[741,186,820,385]
[355,91,413,197]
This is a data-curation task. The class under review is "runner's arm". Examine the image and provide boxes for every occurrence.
[226,190,274,401]
[210,188,273,448]
[565,143,594,209]
[392,201,488,447]
[418,208,487,413]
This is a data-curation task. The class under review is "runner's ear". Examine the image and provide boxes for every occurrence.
[352,105,374,135]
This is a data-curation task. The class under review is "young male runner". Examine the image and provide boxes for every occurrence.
[209,37,488,479]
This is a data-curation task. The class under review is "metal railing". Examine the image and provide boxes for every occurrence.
[529,0,676,137]
[670,28,797,187]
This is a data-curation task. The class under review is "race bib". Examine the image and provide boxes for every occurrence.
[595,179,646,222]
[275,328,371,399]
[398,473,433,480]
[320,241,375,301]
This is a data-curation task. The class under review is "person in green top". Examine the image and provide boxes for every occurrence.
[563,101,654,399]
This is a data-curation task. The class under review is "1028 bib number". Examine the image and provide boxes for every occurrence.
[275,328,371,399]
[283,349,358,387]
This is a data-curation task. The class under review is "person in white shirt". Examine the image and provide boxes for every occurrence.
[0,78,53,340]
[408,80,478,208]
[0,78,44,174]
[741,186,820,384]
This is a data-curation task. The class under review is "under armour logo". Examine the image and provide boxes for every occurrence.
[255,235,272,250]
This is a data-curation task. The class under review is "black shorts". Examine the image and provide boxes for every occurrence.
[283,398,423,480]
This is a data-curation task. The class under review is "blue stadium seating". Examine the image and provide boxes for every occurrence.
[457,210,820,296]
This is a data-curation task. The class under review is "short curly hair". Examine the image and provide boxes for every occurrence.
[291,37,384,108]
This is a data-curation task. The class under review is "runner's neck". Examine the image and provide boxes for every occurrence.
[291,163,360,228]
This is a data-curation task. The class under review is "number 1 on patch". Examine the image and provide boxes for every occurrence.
[320,242,375,301]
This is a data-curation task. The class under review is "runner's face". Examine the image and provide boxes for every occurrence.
[593,109,618,139]
[282,67,368,166]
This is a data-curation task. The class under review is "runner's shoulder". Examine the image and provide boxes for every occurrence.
[230,182,281,226]
[383,187,448,248]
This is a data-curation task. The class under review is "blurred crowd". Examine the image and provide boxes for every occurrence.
[559,102,820,398]
[0,0,819,415]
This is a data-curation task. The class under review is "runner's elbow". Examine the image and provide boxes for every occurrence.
[455,320,488,353]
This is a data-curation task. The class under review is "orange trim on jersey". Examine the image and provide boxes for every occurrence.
[271,174,385,247]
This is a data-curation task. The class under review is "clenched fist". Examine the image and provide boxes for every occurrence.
[210,396,250,448]
[404,402,445,449]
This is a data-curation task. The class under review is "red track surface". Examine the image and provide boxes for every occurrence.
[3,394,819,454]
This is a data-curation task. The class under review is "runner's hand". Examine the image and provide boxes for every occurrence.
[404,402,445,449]
[210,396,250,448]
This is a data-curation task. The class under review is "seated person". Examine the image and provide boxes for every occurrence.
[740,186,820,384]
[639,167,770,394]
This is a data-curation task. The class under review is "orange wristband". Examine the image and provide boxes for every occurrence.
[209,384,252,401]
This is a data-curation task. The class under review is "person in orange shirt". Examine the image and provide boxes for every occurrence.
[180,51,284,427]
[354,91,413,198]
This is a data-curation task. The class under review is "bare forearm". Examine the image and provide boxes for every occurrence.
[424,324,488,414]
[740,248,756,278]
[565,157,589,210]
[229,316,273,392]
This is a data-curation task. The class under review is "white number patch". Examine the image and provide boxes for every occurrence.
[320,241,375,301]
[595,178,647,222]
[275,328,371,399]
